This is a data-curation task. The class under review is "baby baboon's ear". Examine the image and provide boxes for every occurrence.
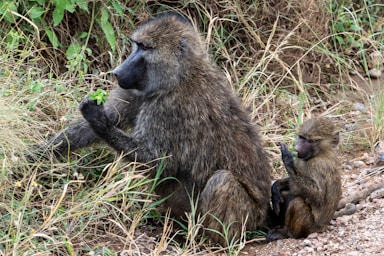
[332,131,340,148]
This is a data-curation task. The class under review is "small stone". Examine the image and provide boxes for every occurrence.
[374,141,384,164]
[353,160,365,168]
[368,68,381,79]
[302,239,312,247]
[306,247,315,253]
[352,102,365,112]
[369,188,384,200]
[364,157,375,165]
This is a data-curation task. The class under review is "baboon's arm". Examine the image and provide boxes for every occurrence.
[79,97,148,163]
[28,88,140,160]
[280,142,322,205]
[271,177,290,215]
[47,119,96,156]
[280,143,296,174]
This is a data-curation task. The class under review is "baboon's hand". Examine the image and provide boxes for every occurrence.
[271,181,284,215]
[280,142,295,174]
[80,97,109,129]
[266,229,286,242]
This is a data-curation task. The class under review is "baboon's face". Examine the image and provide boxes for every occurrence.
[295,135,318,160]
[112,14,204,95]
[112,41,149,91]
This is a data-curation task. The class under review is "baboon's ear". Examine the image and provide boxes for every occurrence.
[332,131,340,147]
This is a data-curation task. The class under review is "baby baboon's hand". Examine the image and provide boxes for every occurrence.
[280,142,295,174]
[271,181,284,215]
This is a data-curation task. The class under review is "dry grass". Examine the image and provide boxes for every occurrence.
[0,0,383,255]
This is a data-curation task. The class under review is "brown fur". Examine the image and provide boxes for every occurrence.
[36,13,271,245]
[268,117,341,241]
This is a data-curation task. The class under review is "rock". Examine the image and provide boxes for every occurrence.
[374,141,384,164]
[346,251,360,256]
[368,68,381,79]
[353,160,365,168]
[352,102,365,112]
[369,188,384,200]
[301,239,312,247]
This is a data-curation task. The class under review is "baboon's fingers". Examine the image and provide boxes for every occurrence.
[80,97,108,125]
[272,196,281,215]
[280,143,294,171]
[271,182,284,215]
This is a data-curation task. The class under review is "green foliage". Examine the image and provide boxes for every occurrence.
[96,7,116,53]
[0,0,120,76]
[329,0,384,51]
[90,88,109,105]
[66,42,92,75]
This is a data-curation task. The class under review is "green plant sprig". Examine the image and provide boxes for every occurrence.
[90,88,109,105]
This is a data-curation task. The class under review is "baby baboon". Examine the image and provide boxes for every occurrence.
[36,13,271,245]
[267,117,341,241]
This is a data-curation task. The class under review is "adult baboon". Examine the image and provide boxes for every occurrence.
[34,13,271,245]
[267,117,341,241]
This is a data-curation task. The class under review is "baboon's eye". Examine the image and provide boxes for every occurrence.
[137,42,152,51]
[307,138,319,144]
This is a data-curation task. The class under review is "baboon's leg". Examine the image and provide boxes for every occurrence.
[267,197,313,241]
[285,197,313,238]
[199,170,259,245]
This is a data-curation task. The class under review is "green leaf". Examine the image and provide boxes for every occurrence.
[335,35,344,45]
[334,23,345,33]
[76,0,88,11]
[66,43,81,59]
[29,6,45,19]
[6,29,20,50]
[97,8,116,52]
[30,81,44,93]
[111,1,123,16]
[65,2,75,13]
[90,89,109,105]
[0,0,18,23]
[45,28,60,48]
[349,24,361,32]
[52,0,66,26]
[78,31,88,39]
